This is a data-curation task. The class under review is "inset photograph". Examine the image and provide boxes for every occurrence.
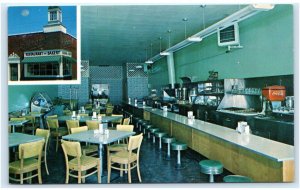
[8,6,77,82]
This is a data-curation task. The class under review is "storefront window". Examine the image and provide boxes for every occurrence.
[10,64,18,81]
[27,63,59,76]
[63,62,71,75]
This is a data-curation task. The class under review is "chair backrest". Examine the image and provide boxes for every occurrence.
[105,106,114,116]
[70,126,88,134]
[78,113,88,117]
[122,118,130,125]
[66,120,79,134]
[10,117,26,121]
[24,115,35,123]
[30,111,40,114]
[46,118,59,129]
[61,140,82,158]
[86,120,100,130]
[63,110,72,116]
[47,115,58,119]
[127,133,143,152]
[116,125,134,132]
[84,104,93,110]
[35,129,50,151]
[19,139,45,160]
[112,114,123,124]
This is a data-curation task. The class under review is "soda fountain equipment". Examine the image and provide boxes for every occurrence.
[261,85,286,116]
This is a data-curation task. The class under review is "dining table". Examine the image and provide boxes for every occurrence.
[62,129,135,177]
[9,132,44,148]
[8,120,29,133]
[57,115,123,127]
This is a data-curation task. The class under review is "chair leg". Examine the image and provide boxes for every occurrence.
[137,161,142,182]
[78,170,81,184]
[97,160,101,184]
[82,171,86,183]
[38,168,42,184]
[128,163,131,184]
[120,164,123,177]
[27,172,32,184]
[20,173,23,184]
[56,136,59,152]
[107,159,111,183]
[65,169,69,184]
[45,153,49,175]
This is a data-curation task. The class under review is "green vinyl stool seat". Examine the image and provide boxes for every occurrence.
[154,132,167,151]
[143,123,153,135]
[139,121,148,132]
[149,128,159,143]
[223,175,253,183]
[162,136,176,160]
[171,142,187,169]
[199,160,223,182]
[136,119,144,131]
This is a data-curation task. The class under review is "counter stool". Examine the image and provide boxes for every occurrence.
[136,119,143,131]
[171,142,187,169]
[162,136,176,160]
[199,160,223,183]
[149,128,159,143]
[140,121,148,132]
[132,117,138,125]
[143,123,153,135]
[146,126,154,139]
[223,175,253,183]
[155,132,167,151]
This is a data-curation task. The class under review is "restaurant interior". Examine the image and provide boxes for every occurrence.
[2,3,298,187]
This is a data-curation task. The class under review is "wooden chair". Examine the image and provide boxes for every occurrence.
[66,120,79,134]
[70,126,98,157]
[111,114,123,128]
[84,104,93,110]
[123,118,130,125]
[105,106,114,116]
[107,125,134,152]
[78,113,89,117]
[61,140,101,184]
[9,139,45,184]
[86,120,100,130]
[24,115,36,135]
[107,133,143,183]
[63,110,72,116]
[46,118,68,152]
[35,129,50,175]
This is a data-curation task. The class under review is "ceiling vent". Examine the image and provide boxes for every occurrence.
[217,23,240,47]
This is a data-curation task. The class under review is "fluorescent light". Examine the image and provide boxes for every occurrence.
[187,36,203,42]
[128,69,135,72]
[145,60,153,64]
[135,65,143,68]
[160,51,170,56]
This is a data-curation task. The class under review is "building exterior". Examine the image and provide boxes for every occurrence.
[8,6,77,81]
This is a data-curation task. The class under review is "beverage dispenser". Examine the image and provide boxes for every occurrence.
[261,85,286,115]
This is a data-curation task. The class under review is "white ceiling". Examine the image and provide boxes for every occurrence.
[81,5,247,66]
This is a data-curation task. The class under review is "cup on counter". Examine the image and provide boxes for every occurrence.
[244,125,250,134]
[163,106,168,112]
[187,111,193,119]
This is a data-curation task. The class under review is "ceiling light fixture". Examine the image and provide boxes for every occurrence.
[149,4,274,63]
[135,65,143,69]
[187,36,203,42]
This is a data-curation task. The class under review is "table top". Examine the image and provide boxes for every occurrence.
[143,107,294,162]
[62,130,135,145]
[57,115,123,123]
[9,133,44,147]
[8,120,29,126]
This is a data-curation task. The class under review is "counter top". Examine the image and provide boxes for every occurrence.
[143,107,294,162]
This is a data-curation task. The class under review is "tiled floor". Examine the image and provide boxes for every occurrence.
[9,127,233,185]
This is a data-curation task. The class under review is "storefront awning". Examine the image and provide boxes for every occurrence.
[22,56,76,64]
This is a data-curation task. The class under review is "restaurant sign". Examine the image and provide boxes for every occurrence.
[24,49,72,57]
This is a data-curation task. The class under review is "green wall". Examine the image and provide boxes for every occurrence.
[8,85,58,112]
[149,5,293,87]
